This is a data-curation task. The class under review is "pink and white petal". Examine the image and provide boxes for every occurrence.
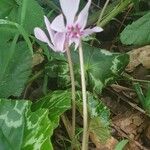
[76,0,91,29]
[44,16,55,44]
[53,32,66,52]
[34,27,56,51]
[83,26,103,37]
[51,14,66,32]
[59,0,80,25]
[34,27,50,43]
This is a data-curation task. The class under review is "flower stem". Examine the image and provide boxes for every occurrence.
[79,41,88,150]
[66,46,76,148]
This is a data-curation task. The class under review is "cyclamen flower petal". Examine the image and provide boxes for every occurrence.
[59,0,80,25]
[83,27,103,37]
[51,14,66,32]
[53,32,66,52]
[34,17,66,53]
[44,16,55,44]
[34,27,54,50]
[53,0,103,48]
[76,0,91,29]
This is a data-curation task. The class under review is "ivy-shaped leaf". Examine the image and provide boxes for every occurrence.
[73,43,129,93]
[0,91,71,150]
[46,43,129,94]
[0,99,52,150]
[31,90,71,127]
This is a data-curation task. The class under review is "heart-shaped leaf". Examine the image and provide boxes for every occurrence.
[31,90,71,127]
[46,43,129,94]
[0,99,52,150]
[72,43,129,93]
[0,91,71,150]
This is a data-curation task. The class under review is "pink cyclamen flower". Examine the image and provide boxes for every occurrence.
[50,0,103,49]
[34,16,66,52]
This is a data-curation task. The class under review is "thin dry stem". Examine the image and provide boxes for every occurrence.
[79,41,88,150]
[97,0,110,24]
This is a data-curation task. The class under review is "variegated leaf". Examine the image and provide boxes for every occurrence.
[0,91,71,150]
[46,43,129,94]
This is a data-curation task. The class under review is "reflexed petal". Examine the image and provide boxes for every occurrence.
[76,0,91,29]
[60,0,80,25]
[51,14,66,32]
[83,26,103,37]
[44,16,55,44]
[53,32,66,52]
[34,27,55,50]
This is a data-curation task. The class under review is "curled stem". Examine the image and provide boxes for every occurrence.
[79,41,88,150]
[66,46,76,148]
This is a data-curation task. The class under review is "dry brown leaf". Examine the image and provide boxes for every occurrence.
[32,53,44,67]
[112,111,145,139]
[90,132,118,150]
[126,45,150,72]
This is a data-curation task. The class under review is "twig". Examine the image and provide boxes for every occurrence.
[97,0,110,24]
[61,115,81,150]
[112,123,149,150]
[61,115,73,139]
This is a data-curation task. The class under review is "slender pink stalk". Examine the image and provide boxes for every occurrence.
[66,45,76,148]
[79,41,88,150]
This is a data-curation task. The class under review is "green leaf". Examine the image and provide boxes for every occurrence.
[18,0,44,33]
[88,94,110,142]
[46,43,129,93]
[120,12,150,45]
[0,91,71,150]
[0,0,44,34]
[133,83,145,107]
[145,86,150,113]
[0,0,18,19]
[0,41,32,98]
[31,90,71,127]
[23,105,53,150]
[115,139,128,150]
[134,83,150,114]
[0,25,17,45]
[76,92,110,142]
[0,19,33,55]
[80,44,129,93]
[0,99,53,150]
[73,44,129,93]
